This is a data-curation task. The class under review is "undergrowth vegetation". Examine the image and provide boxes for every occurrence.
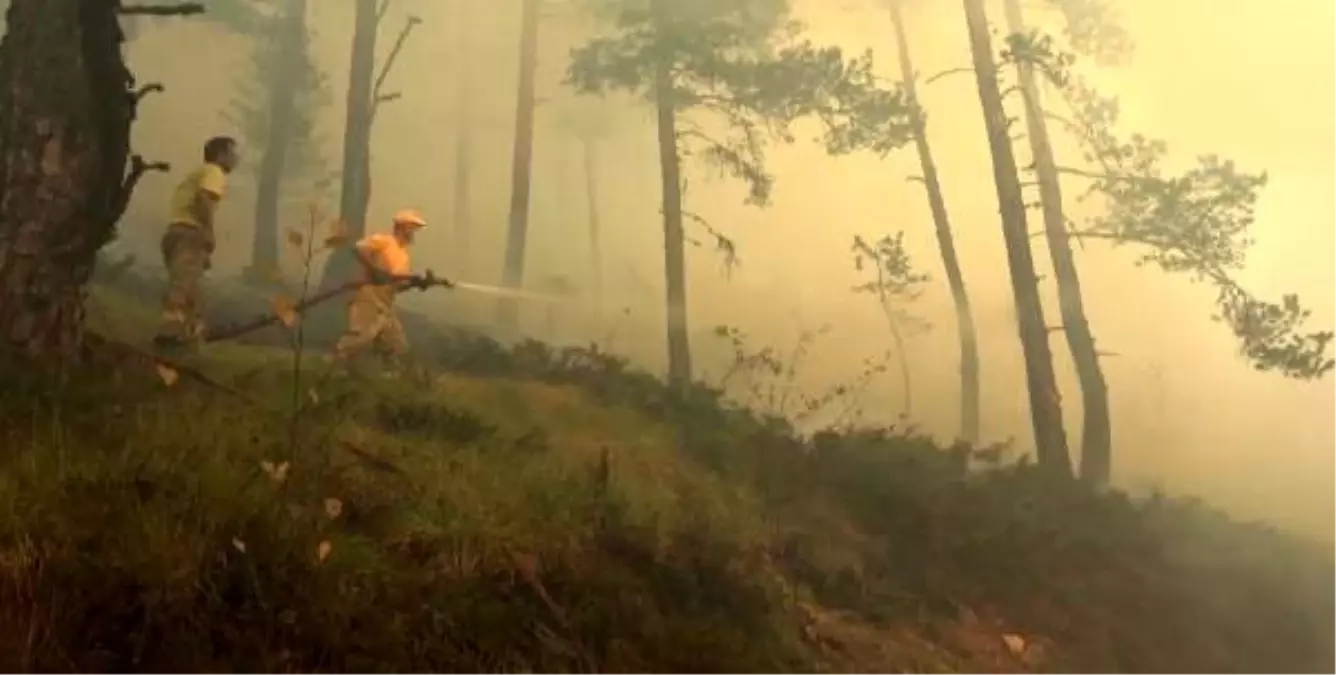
[0,282,1330,672]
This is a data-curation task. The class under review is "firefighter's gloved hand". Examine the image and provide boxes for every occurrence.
[420,270,453,289]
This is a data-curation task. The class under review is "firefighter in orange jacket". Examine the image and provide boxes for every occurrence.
[331,209,427,371]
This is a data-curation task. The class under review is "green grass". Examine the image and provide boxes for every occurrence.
[1,286,806,672]
[0,355,806,672]
[0,281,1329,672]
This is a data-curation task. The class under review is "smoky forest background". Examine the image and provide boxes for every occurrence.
[0,0,1331,672]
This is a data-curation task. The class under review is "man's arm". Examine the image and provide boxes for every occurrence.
[192,191,219,231]
[193,166,225,248]
[354,240,393,284]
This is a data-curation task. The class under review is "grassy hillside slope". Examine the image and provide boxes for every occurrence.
[0,281,1330,672]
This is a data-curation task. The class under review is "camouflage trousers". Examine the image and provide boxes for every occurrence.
[332,294,409,371]
[156,224,213,344]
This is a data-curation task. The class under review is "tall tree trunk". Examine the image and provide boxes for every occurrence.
[582,136,604,309]
[652,62,692,386]
[248,0,307,283]
[888,0,981,444]
[961,0,1072,476]
[0,0,138,362]
[321,0,377,287]
[495,0,540,333]
[450,0,472,278]
[1002,0,1112,487]
[648,0,691,386]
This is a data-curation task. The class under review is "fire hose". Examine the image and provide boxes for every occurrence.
[202,270,454,344]
[202,270,565,344]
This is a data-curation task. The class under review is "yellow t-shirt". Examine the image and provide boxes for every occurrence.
[168,163,227,228]
[356,233,411,305]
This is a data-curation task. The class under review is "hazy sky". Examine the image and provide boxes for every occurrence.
[121,0,1333,540]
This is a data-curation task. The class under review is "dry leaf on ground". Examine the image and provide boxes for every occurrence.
[271,295,298,328]
[155,364,179,387]
[260,460,290,483]
[323,498,343,520]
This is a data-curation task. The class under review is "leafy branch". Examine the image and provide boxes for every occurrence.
[1008,34,1333,379]
[706,322,893,431]
[853,233,928,303]
[852,232,930,416]
[1039,0,1133,66]
[566,9,917,207]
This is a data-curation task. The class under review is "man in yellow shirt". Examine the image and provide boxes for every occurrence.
[331,209,428,372]
[154,136,240,351]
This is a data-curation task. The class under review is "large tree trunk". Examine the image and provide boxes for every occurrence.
[450,0,473,279]
[0,0,138,362]
[652,63,692,386]
[247,0,307,283]
[582,136,604,310]
[1002,0,1112,487]
[961,0,1072,476]
[649,0,691,387]
[888,0,981,444]
[321,0,377,288]
[495,0,540,334]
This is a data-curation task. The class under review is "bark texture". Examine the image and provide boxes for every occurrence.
[653,59,691,386]
[1002,0,1112,486]
[321,0,377,287]
[961,0,1072,475]
[495,0,540,334]
[645,0,692,386]
[888,0,981,443]
[0,0,143,362]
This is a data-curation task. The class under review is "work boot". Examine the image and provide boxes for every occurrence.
[334,353,374,381]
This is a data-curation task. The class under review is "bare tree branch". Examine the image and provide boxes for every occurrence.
[923,66,974,85]
[369,15,422,121]
[119,3,204,16]
[131,82,164,105]
[113,155,170,224]
[681,209,739,277]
